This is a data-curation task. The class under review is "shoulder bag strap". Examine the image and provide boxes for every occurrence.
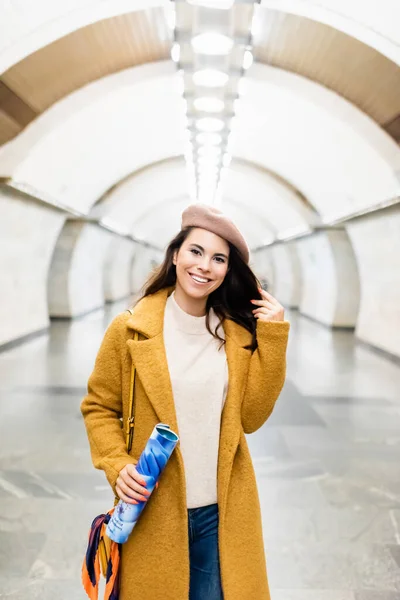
[125,308,139,453]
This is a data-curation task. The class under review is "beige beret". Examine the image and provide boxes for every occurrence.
[181,203,249,264]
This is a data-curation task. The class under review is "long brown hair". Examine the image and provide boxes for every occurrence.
[140,227,263,350]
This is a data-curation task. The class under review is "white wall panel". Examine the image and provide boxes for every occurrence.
[347,207,400,358]
[104,237,136,302]
[270,242,302,309]
[0,187,65,346]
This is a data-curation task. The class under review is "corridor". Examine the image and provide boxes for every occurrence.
[0,305,399,599]
[1,0,400,598]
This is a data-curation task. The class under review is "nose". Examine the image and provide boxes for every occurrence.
[197,255,211,272]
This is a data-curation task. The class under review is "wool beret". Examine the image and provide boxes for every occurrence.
[181,203,250,264]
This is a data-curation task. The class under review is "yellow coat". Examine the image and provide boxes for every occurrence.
[81,287,290,599]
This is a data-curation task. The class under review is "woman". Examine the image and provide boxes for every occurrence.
[81,204,290,600]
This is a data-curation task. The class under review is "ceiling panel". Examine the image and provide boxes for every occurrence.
[0,8,170,115]
[0,111,21,145]
[253,9,400,127]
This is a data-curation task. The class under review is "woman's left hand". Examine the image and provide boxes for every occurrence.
[251,288,285,322]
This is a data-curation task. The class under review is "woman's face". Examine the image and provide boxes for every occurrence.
[173,228,230,300]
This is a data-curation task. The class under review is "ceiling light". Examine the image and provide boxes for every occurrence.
[222,153,231,167]
[198,165,219,176]
[238,77,249,96]
[194,97,225,113]
[191,33,234,56]
[198,146,222,158]
[243,49,253,70]
[193,69,229,88]
[195,117,224,132]
[171,43,180,63]
[198,176,219,185]
[198,163,219,174]
[197,153,220,164]
[198,152,220,164]
[196,132,222,145]
[188,0,234,8]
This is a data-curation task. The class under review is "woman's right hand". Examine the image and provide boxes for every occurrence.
[116,464,157,504]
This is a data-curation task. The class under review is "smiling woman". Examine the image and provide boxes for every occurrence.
[81,202,290,600]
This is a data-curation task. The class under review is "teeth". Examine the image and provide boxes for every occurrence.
[190,274,209,283]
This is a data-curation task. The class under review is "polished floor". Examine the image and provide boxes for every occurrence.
[0,302,400,599]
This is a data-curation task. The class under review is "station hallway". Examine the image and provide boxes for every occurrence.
[1,1,400,599]
[0,304,399,599]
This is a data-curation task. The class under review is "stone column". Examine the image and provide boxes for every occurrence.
[48,219,113,318]
[296,228,360,327]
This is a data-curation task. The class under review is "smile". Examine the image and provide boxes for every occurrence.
[188,272,211,284]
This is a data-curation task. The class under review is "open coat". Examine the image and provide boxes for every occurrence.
[81,287,290,600]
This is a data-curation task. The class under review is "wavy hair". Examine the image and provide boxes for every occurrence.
[139,227,263,351]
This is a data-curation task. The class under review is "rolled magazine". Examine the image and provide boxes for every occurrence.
[106,423,179,543]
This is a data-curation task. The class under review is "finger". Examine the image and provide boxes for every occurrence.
[116,477,148,502]
[118,475,150,499]
[259,288,278,304]
[124,466,149,496]
[126,464,146,485]
[251,299,275,308]
[116,487,138,505]
[253,307,271,316]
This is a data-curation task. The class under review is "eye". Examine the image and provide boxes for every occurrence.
[190,248,201,255]
[214,256,226,264]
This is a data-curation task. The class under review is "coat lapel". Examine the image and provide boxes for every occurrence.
[126,288,179,435]
[218,320,252,515]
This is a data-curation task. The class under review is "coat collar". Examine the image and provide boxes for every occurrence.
[126,286,252,348]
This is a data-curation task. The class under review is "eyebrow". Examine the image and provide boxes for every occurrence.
[189,243,229,260]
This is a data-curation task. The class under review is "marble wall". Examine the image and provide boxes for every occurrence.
[0,187,65,346]
[251,247,275,292]
[103,236,136,302]
[346,206,400,358]
[270,242,302,309]
[130,245,163,294]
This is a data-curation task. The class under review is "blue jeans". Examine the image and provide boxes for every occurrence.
[188,503,224,600]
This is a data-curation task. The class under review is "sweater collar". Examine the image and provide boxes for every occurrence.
[126,286,252,348]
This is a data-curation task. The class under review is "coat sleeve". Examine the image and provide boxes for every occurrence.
[241,320,290,434]
[81,312,137,495]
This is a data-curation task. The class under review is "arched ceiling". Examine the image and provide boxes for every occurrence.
[1,0,398,72]
[0,63,186,213]
[0,1,399,250]
[253,9,400,135]
[1,2,399,146]
[221,160,319,235]
[87,155,317,247]
[0,7,170,145]
[259,0,400,65]
[0,1,167,72]
[233,64,400,222]
[1,62,399,233]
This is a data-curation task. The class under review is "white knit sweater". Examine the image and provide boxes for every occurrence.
[163,292,228,509]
